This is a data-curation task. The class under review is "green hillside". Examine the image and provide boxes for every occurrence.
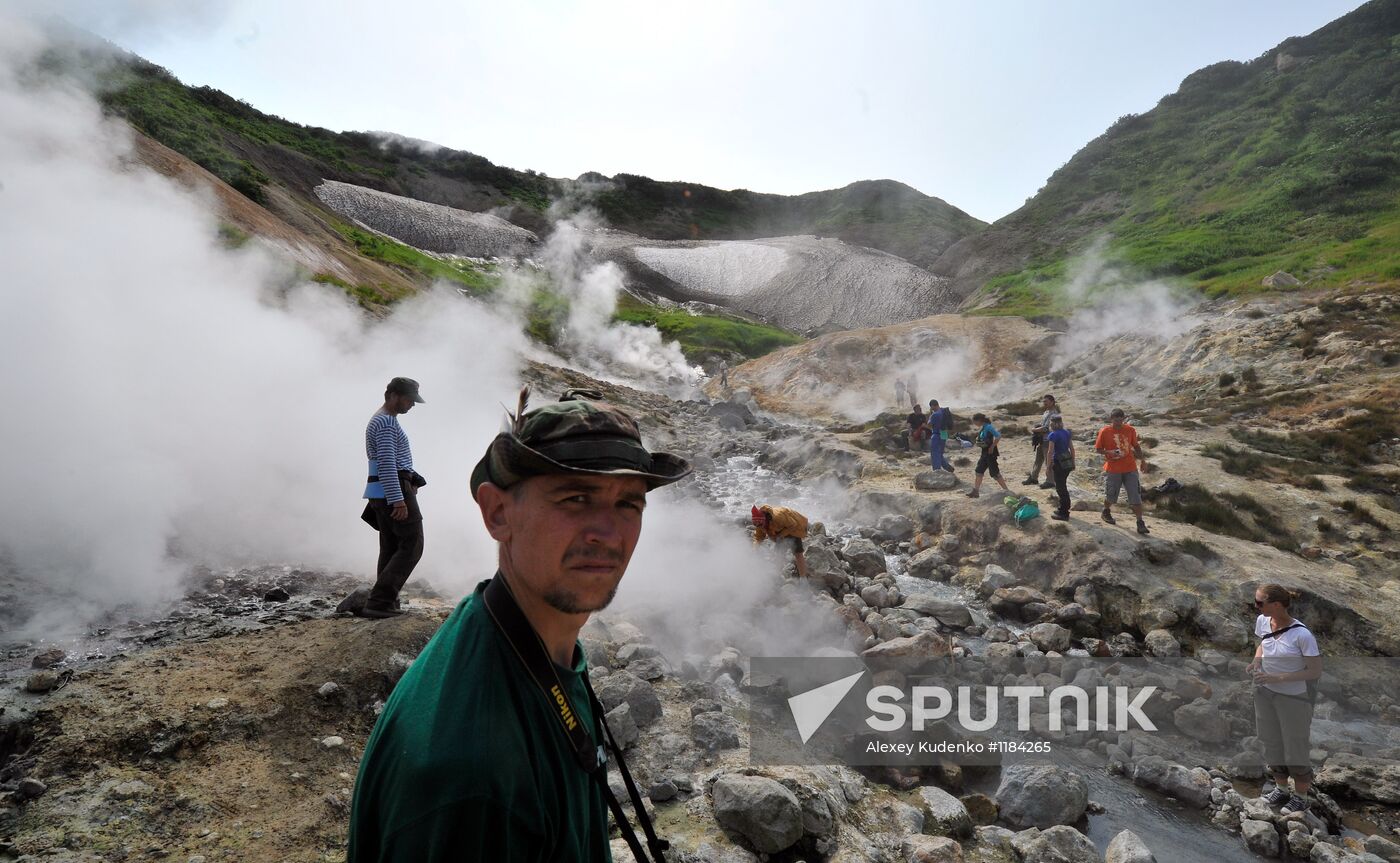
[100,60,981,264]
[946,0,1400,315]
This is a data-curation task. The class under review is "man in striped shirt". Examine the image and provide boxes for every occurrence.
[361,377,426,619]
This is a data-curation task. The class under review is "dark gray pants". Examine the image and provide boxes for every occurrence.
[369,471,423,609]
[1255,686,1314,778]
[1029,441,1047,481]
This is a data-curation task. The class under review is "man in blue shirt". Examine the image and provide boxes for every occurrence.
[927,399,954,473]
[1046,416,1075,520]
[965,412,1011,499]
[361,377,426,619]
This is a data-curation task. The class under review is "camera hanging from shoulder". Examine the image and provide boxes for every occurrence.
[482,573,669,863]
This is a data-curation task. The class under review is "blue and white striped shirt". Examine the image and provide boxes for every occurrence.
[365,411,414,503]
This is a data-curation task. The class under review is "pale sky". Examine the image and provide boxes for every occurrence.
[66,0,1365,222]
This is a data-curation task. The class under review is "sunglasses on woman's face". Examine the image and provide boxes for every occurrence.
[1254,599,1272,608]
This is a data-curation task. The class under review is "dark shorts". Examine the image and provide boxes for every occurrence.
[975,450,1000,478]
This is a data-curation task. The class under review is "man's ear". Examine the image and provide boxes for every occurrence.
[475,482,513,543]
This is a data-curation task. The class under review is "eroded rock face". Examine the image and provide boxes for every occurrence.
[1009,825,1099,863]
[1315,753,1400,805]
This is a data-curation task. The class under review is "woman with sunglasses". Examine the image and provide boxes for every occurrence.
[1246,583,1322,816]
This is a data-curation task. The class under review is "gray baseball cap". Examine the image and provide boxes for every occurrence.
[387,377,425,403]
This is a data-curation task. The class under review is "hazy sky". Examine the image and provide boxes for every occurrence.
[68,0,1364,222]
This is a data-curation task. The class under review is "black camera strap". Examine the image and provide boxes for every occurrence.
[481,573,668,863]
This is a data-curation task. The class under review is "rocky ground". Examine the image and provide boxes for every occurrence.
[4,294,1399,863]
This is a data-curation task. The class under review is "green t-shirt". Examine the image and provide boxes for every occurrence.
[348,579,612,862]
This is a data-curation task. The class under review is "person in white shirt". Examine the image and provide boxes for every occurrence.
[1246,583,1322,816]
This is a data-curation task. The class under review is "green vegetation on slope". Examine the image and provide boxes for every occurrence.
[614,296,803,360]
[102,60,554,209]
[964,0,1400,314]
[100,60,979,266]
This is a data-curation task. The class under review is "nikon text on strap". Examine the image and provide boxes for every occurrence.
[481,573,669,863]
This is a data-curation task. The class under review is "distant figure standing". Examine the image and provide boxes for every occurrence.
[906,403,930,452]
[718,359,729,388]
[894,377,907,409]
[927,398,954,473]
[1095,408,1149,535]
[965,412,1011,499]
[1248,583,1322,817]
[1024,394,1061,489]
[752,504,809,579]
[1046,416,1075,520]
[361,377,427,618]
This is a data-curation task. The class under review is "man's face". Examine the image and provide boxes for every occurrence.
[482,473,647,615]
[1043,397,1054,409]
[1111,416,1125,429]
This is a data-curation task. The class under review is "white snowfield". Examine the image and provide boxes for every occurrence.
[635,243,791,299]
[632,235,958,333]
[313,180,538,257]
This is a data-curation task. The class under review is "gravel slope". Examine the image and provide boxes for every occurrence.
[314,180,538,257]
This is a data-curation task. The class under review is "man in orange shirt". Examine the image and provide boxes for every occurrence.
[1094,408,1150,535]
[752,504,810,579]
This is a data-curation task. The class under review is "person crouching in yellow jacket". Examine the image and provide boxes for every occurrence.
[752,504,810,579]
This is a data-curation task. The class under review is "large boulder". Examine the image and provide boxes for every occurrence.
[840,538,888,577]
[1027,623,1072,654]
[593,672,663,727]
[1143,629,1181,658]
[1171,699,1229,744]
[1315,753,1400,805]
[917,786,973,838]
[978,565,1019,598]
[862,630,951,674]
[875,514,917,542]
[1129,756,1212,808]
[994,765,1088,829]
[1241,819,1280,858]
[712,774,804,854]
[903,593,974,629]
[1009,826,1099,863]
[907,548,949,580]
[692,712,742,752]
[805,545,851,594]
[915,471,959,491]
[1106,829,1156,863]
[900,835,964,862]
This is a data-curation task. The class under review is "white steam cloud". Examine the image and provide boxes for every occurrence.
[0,16,805,665]
[524,213,703,391]
[1050,235,1203,370]
[0,17,524,634]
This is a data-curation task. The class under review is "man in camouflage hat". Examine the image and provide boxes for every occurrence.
[349,388,689,863]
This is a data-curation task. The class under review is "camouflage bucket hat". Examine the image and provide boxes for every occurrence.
[470,389,691,497]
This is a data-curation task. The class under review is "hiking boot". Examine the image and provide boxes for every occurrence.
[965,489,980,499]
[1280,794,1310,816]
[1264,785,1291,806]
[1021,478,1039,486]
[1039,481,1054,490]
[943,466,955,473]
[1136,519,1151,535]
[1051,512,1069,521]
[359,605,404,619]
[1101,509,1117,525]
